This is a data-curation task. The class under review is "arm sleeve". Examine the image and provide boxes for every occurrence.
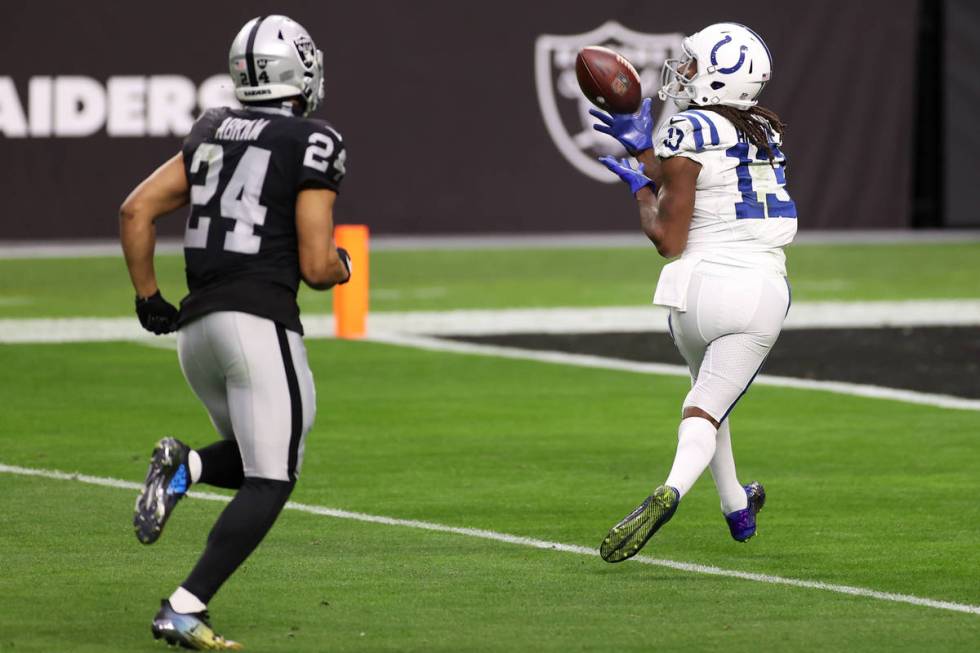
[653,111,723,164]
[296,124,347,193]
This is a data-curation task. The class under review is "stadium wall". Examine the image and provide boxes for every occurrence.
[0,0,919,239]
[945,0,980,227]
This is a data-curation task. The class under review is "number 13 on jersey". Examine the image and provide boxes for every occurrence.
[727,142,797,220]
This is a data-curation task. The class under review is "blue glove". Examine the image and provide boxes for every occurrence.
[590,97,655,156]
[599,156,656,196]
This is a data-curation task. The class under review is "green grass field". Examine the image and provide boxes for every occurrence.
[1,241,979,319]
[2,242,979,652]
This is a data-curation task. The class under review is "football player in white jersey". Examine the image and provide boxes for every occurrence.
[589,23,796,562]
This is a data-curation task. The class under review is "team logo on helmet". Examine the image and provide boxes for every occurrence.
[535,22,684,182]
[293,36,316,70]
[709,35,747,75]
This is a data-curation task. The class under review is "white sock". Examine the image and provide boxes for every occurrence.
[169,586,207,614]
[710,420,749,514]
[664,417,718,498]
[188,450,202,484]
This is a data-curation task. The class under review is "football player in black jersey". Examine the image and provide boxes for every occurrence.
[119,15,349,650]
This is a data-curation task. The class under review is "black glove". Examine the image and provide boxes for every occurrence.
[135,291,179,335]
[337,247,353,285]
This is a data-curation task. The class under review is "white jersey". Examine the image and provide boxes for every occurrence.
[651,108,797,310]
[654,108,797,270]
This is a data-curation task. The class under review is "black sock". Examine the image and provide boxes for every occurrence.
[182,477,294,604]
[197,440,244,489]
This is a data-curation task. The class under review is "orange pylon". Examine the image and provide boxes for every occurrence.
[333,224,369,339]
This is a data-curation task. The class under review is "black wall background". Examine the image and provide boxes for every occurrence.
[0,0,920,239]
[945,0,980,227]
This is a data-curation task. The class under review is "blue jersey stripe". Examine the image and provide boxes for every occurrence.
[681,114,705,151]
[686,110,720,145]
[765,194,798,218]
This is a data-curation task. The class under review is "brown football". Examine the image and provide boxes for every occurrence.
[575,46,642,114]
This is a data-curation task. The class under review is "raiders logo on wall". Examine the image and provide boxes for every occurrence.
[535,22,684,182]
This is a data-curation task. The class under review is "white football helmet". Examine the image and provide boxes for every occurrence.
[659,23,772,110]
[229,15,325,116]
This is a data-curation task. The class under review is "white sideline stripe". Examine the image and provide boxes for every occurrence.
[366,332,980,412]
[363,300,980,335]
[3,299,980,344]
[2,461,978,617]
[1,311,978,411]
[134,330,980,412]
[128,333,980,410]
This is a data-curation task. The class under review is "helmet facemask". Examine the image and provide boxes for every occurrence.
[658,40,697,110]
[300,49,325,117]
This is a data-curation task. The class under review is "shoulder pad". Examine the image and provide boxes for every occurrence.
[295,118,346,191]
[655,109,731,157]
[305,118,344,143]
[183,107,226,148]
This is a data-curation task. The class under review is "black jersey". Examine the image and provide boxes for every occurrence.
[177,105,346,334]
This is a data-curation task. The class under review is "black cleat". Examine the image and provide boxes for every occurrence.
[724,481,766,542]
[151,600,242,650]
[134,437,191,544]
[745,481,766,515]
[600,485,680,563]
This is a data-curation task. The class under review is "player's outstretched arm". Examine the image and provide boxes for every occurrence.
[600,153,698,258]
[295,188,352,290]
[120,153,189,334]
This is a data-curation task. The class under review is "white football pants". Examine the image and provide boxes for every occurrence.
[177,311,316,482]
[668,263,791,422]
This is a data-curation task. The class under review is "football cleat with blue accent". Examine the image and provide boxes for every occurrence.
[134,437,191,545]
[151,600,242,650]
[600,485,680,563]
[724,481,766,542]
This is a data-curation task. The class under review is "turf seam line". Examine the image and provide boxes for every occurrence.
[365,333,980,412]
[3,462,979,617]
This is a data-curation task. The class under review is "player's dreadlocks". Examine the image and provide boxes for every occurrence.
[698,105,787,163]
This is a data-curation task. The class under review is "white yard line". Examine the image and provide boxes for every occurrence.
[2,299,980,344]
[2,462,978,617]
[2,230,980,258]
[128,330,980,412]
[365,333,980,412]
